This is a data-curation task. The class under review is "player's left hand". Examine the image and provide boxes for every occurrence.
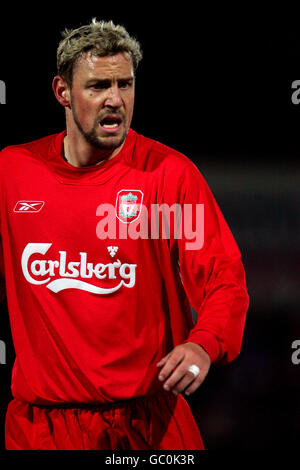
[156,342,211,396]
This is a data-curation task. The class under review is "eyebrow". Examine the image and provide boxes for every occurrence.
[86,77,134,85]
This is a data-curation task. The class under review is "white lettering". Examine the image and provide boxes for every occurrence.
[291,339,300,365]
[93,263,106,279]
[105,454,140,467]
[31,260,49,276]
[96,202,205,250]
[21,243,137,294]
[96,203,116,239]
[291,80,300,105]
[0,80,5,104]
[0,340,6,365]
[184,203,204,250]
[149,454,194,464]
[150,203,182,240]
[48,260,60,276]
[22,243,52,285]
[65,261,80,277]
[127,207,149,240]
[119,263,137,288]
[79,252,93,278]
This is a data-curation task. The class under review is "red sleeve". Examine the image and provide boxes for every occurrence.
[0,238,5,303]
[0,156,5,302]
[176,164,249,364]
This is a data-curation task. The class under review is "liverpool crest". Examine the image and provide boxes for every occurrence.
[115,190,144,224]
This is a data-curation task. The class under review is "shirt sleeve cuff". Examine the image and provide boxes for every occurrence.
[185,330,221,363]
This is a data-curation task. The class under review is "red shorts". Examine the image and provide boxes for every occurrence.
[5,391,204,450]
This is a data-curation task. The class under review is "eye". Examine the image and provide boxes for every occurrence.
[89,80,110,90]
[118,80,132,89]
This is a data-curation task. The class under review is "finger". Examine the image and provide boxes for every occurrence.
[184,373,205,396]
[156,355,169,368]
[157,350,185,384]
[171,370,198,396]
[162,362,192,392]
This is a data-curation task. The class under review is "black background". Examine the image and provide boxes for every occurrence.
[0,4,299,450]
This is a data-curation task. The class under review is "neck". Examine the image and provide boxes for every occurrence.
[63,133,125,168]
[63,108,129,167]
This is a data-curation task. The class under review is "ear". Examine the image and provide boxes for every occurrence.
[52,76,71,108]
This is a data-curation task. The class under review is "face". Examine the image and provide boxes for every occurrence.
[67,52,135,152]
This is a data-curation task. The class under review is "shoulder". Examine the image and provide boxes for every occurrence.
[131,129,201,177]
[0,133,62,170]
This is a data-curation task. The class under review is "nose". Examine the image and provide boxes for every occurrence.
[104,85,123,108]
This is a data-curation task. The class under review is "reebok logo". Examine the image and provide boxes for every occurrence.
[14,201,44,213]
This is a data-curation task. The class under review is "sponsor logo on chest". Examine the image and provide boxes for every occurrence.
[21,243,136,294]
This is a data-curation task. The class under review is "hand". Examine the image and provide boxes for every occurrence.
[156,342,211,396]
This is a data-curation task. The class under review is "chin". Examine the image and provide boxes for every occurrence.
[97,131,127,150]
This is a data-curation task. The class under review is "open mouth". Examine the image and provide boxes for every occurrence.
[99,115,123,130]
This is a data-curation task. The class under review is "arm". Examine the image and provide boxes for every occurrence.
[0,237,4,303]
[157,164,249,395]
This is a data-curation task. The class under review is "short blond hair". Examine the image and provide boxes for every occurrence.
[56,18,143,87]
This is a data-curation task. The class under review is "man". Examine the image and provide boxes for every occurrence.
[2,19,249,450]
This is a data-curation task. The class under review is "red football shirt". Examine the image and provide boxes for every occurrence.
[0,129,249,405]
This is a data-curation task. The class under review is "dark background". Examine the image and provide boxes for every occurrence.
[0,5,299,450]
